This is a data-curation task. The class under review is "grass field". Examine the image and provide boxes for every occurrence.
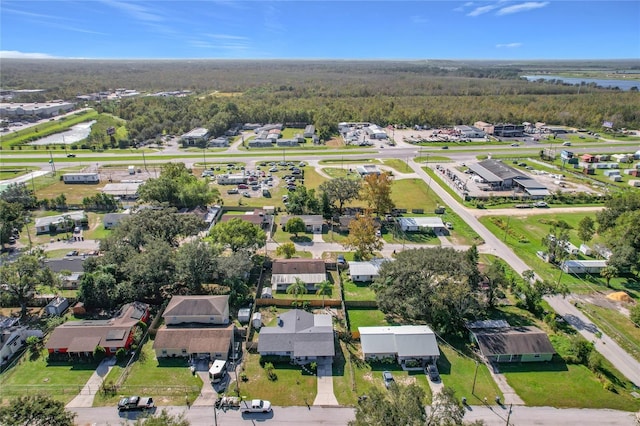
[238,352,317,406]
[342,275,377,302]
[0,349,99,405]
[382,159,412,173]
[92,339,202,407]
[347,308,394,332]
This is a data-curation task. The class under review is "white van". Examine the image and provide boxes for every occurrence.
[208,359,227,383]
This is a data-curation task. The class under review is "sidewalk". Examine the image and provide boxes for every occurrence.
[484,362,525,406]
[66,357,116,408]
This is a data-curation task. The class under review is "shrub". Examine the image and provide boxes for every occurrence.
[94,345,106,362]
[115,348,127,363]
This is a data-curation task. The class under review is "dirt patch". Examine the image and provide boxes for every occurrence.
[362,372,374,382]
[396,375,417,386]
[325,138,344,147]
[573,293,631,316]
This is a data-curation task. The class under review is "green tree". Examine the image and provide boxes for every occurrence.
[285,217,306,237]
[174,241,218,293]
[0,394,76,426]
[0,254,51,316]
[286,277,308,301]
[138,162,219,208]
[209,218,266,253]
[600,265,618,288]
[276,242,296,259]
[343,215,383,260]
[0,200,24,245]
[360,171,395,216]
[596,191,640,232]
[577,216,595,244]
[630,303,640,327]
[0,182,37,209]
[315,280,333,308]
[484,261,507,308]
[428,386,465,426]
[350,383,426,426]
[285,187,321,215]
[319,177,361,214]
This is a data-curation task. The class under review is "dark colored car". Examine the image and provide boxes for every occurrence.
[427,365,440,382]
[382,371,395,389]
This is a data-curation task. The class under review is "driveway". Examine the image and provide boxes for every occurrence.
[313,358,339,406]
[66,357,116,408]
[546,295,640,386]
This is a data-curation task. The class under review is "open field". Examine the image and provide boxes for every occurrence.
[0,349,99,405]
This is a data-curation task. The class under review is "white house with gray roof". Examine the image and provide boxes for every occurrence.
[257,309,334,364]
[397,217,445,233]
[348,258,390,282]
[359,325,440,369]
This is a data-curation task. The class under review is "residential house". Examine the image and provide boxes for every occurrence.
[208,137,229,148]
[101,182,142,200]
[280,215,324,233]
[43,258,85,289]
[35,211,86,234]
[153,295,233,361]
[46,302,150,359]
[356,165,381,176]
[0,317,43,367]
[561,260,607,274]
[45,297,69,316]
[62,173,100,184]
[163,295,230,325]
[397,217,445,233]
[358,325,440,369]
[303,125,315,138]
[257,309,334,364]
[103,212,130,229]
[271,259,327,291]
[348,259,390,282]
[338,213,381,233]
[471,326,555,363]
[219,210,271,230]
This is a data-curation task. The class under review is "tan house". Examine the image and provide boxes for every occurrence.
[152,326,233,360]
[271,259,327,291]
[163,295,230,325]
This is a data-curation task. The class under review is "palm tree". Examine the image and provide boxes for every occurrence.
[600,265,618,288]
[286,277,308,304]
[315,280,333,308]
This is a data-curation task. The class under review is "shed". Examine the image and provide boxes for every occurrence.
[45,297,69,316]
[72,302,86,315]
[252,312,262,329]
[238,308,251,324]
[579,244,592,256]
[260,287,273,298]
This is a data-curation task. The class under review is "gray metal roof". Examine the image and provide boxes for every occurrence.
[398,217,445,228]
[358,326,439,358]
[348,259,390,277]
[471,159,525,183]
[473,326,555,357]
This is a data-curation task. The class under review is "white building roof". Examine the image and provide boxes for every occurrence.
[182,127,208,138]
[35,211,86,227]
[358,325,439,358]
[271,273,327,286]
[398,217,444,228]
[348,259,390,277]
[101,182,142,196]
[562,260,608,268]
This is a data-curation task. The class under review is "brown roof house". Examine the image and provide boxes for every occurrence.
[46,302,150,360]
[153,295,233,361]
[471,325,555,363]
[271,259,327,291]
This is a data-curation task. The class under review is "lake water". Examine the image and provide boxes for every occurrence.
[522,75,639,91]
[29,120,97,146]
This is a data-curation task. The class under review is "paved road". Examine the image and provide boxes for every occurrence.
[71,405,638,425]
[545,295,640,386]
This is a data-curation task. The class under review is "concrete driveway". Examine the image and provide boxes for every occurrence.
[66,357,116,408]
[313,359,339,406]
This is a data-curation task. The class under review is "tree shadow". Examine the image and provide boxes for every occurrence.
[332,339,346,377]
[435,350,452,375]
[290,235,312,243]
[497,358,568,373]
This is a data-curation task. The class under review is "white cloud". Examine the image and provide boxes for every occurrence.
[0,50,57,59]
[100,0,164,22]
[411,15,429,24]
[496,43,523,48]
[191,33,250,51]
[467,4,499,17]
[497,2,549,16]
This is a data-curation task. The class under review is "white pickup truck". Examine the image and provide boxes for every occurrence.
[241,399,272,413]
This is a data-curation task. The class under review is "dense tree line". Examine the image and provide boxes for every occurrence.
[596,191,640,276]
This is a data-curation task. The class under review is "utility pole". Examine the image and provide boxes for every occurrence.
[503,215,511,242]
[506,403,513,425]
[142,150,148,172]
[203,146,207,170]
[471,361,479,395]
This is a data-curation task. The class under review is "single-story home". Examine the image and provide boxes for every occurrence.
[46,302,150,359]
[163,295,229,325]
[561,260,608,274]
[1,316,43,366]
[103,212,130,229]
[153,325,233,360]
[356,165,381,176]
[101,182,142,199]
[348,258,390,282]
[280,215,323,233]
[338,215,381,233]
[358,325,440,369]
[62,173,99,184]
[35,211,86,234]
[257,309,334,364]
[471,326,555,363]
[397,217,445,233]
[271,259,327,291]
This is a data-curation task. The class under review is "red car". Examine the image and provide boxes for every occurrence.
[238,184,249,189]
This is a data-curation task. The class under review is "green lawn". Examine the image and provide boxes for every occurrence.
[342,274,377,302]
[322,167,359,179]
[436,345,502,404]
[238,352,316,406]
[578,303,640,362]
[333,340,432,406]
[92,338,202,407]
[0,349,99,405]
[391,178,439,212]
[348,308,394,332]
[382,159,412,174]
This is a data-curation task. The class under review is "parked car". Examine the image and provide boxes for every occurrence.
[337,254,346,266]
[445,222,453,230]
[242,191,251,198]
[562,141,572,146]
[426,365,440,382]
[534,201,549,208]
[238,184,249,189]
[65,250,79,257]
[117,396,154,411]
[383,371,395,389]
[241,399,272,413]
[227,188,239,194]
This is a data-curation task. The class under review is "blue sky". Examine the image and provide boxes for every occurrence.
[1,1,639,60]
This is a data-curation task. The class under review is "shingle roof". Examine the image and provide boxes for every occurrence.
[164,296,229,318]
[272,259,325,275]
[257,309,334,357]
[152,326,232,354]
[473,326,555,357]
